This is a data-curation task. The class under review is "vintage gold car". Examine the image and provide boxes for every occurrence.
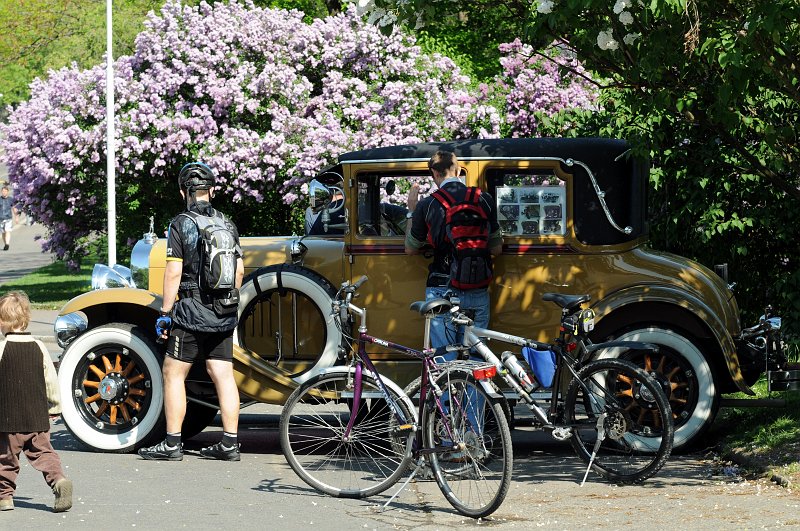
[55,138,757,453]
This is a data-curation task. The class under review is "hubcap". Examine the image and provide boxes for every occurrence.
[98,372,130,404]
[637,350,695,425]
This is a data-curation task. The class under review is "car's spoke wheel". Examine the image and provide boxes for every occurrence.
[59,323,164,453]
[596,326,717,451]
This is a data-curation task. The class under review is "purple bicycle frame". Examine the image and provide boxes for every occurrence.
[342,329,459,449]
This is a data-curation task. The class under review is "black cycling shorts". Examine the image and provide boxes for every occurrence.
[166,327,233,363]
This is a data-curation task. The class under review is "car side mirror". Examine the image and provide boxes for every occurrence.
[308,179,331,213]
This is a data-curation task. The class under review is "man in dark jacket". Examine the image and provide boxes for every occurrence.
[139,162,244,462]
[405,151,502,355]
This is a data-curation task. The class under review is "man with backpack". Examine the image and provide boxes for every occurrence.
[139,162,244,462]
[405,150,502,356]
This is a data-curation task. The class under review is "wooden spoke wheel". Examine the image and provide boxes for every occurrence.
[597,327,718,451]
[59,323,164,453]
[75,346,153,432]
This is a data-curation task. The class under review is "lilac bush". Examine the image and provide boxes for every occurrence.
[498,39,598,137]
[0,1,596,262]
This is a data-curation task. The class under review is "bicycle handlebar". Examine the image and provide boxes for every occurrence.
[334,276,369,323]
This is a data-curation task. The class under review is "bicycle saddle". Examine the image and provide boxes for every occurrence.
[409,298,453,316]
[541,293,590,310]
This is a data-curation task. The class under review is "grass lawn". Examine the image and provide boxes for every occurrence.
[0,259,94,309]
[715,380,800,485]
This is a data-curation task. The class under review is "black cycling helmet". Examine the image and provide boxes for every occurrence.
[178,162,215,193]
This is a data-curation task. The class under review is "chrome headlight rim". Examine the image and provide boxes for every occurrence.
[54,312,88,348]
[91,263,135,290]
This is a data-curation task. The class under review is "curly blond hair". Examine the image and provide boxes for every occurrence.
[0,290,31,332]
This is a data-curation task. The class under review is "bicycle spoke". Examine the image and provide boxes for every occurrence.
[281,372,413,498]
[424,371,512,518]
[566,359,674,484]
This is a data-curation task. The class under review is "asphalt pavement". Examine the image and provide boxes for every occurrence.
[1,218,799,529]
[1,405,798,530]
[0,219,62,357]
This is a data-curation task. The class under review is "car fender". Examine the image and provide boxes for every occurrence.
[593,284,752,395]
[60,288,162,314]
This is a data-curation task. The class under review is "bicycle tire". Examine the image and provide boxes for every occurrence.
[423,371,512,518]
[565,358,674,484]
[280,371,414,498]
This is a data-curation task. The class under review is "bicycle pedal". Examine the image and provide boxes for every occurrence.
[393,424,416,435]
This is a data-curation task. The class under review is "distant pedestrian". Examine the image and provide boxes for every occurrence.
[0,186,17,251]
[0,290,73,512]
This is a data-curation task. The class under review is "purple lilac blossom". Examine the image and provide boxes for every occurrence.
[0,2,596,262]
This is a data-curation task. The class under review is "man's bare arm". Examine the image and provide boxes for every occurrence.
[235,257,244,289]
[161,261,182,313]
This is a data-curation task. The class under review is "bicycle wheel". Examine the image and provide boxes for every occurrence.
[280,371,415,498]
[423,371,512,518]
[565,358,674,484]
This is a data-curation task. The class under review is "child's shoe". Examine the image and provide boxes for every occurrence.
[53,478,73,513]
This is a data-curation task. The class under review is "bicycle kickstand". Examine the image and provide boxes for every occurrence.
[580,412,607,487]
[377,458,425,512]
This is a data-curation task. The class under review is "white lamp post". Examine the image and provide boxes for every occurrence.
[106,0,117,266]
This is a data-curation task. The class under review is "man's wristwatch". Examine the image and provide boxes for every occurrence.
[159,308,171,317]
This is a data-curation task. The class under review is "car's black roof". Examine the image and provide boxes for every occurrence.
[338,137,630,163]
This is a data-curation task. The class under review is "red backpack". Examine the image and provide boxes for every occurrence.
[431,187,493,290]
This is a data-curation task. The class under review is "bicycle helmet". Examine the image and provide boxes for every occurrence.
[178,162,215,193]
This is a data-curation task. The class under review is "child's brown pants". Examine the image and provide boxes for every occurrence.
[0,431,65,499]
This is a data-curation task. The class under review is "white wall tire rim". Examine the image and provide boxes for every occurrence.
[596,327,716,450]
[58,325,163,452]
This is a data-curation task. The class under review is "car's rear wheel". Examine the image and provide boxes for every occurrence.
[595,326,718,451]
[58,323,164,453]
[235,264,343,384]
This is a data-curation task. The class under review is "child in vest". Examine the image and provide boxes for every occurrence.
[0,291,72,512]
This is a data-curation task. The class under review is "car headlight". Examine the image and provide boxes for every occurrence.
[54,312,88,348]
[91,264,135,290]
[131,230,158,290]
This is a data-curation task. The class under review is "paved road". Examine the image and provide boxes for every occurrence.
[3,406,799,530]
[0,220,63,357]
[1,201,798,529]
[0,221,54,286]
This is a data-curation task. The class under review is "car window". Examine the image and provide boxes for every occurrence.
[487,170,567,237]
[356,172,432,237]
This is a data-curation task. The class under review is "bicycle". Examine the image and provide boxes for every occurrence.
[279,276,513,518]
[406,292,675,485]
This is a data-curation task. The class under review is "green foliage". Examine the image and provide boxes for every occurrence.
[214,188,305,237]
[0,0,334,108]
[0,0,163,108]
[718,381,800,457]
[1,0,332,244]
